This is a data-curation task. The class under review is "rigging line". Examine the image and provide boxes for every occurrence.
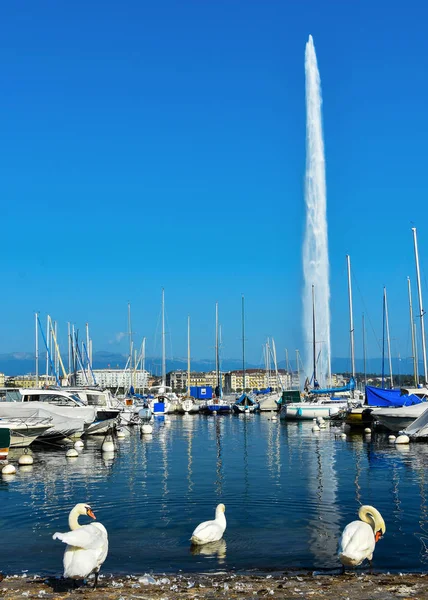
[351,269,383,353]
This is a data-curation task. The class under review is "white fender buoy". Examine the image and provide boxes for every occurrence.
[312,425,320,432]
[74,440,84,449]
[102,437,116,452]
[141,424,153,435]
[395,434,410,445]
[388,435,396,443]
[66,448,79,458]
[364,428,372,434]
[18,454,33,465]
[116,429,126,439]
[272,416,278,422]
[340,433,347,439]
[2,464,16,474]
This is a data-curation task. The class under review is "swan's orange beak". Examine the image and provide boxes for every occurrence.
[375,530,383,543]
[87,509,96,520]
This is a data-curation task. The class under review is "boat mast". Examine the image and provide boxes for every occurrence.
[346,255,355,379]
[45,314,50,385]
[296,349,300,390]
[161,288,166,388]
[412,227,428,385]
[35,312,39,387]
[128,303,133,390]
[142,337,146,394]
[407,276,418,387]
[242,295,246,391]
[384,287,393,389]
[362,313,367,387]
[312,285,316,384]
[187,315,191,395]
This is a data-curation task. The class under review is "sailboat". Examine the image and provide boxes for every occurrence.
[148,289,179,415]
[178,316,199,414]
[280,284,351,420]
[201,303,231,414]
[233,296,260,414]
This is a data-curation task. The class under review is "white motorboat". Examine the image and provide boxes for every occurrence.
[258,392,281,412]
[0,417,53,447]
[280,396,348,420]
[0,388,97,440]
[371,403,428,432]
[60,387,121,435]
[178,397,199,414]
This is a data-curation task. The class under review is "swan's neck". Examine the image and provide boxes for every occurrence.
[69,508,81,531]
[359,506,380,531]
[215,510,226,523]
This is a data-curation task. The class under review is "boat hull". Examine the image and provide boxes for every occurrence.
[280,402,347,420]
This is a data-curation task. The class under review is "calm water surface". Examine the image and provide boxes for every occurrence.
[2,414,428,574]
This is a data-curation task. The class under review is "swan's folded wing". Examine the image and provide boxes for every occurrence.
[192,520,223,543]
[53,524,106,550]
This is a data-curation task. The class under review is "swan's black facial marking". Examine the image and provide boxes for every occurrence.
[85,506,96,520]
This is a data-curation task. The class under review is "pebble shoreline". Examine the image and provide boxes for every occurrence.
[1,572,428,599]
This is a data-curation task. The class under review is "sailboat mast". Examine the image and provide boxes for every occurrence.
[142,337,146,394]
[296,349,300,390]
[412,227,428,384]
[215,303,219,391]
[242,295,246,391]
[384,287,393,389]
[187,315,191,394]
[161,288,166,387]
[346,255,355,378]
[312,285,316,384]
[362,313,367,386]
[407,276,418,386]
[35,312,39,387]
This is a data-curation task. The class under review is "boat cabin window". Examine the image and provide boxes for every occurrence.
[86,394,107,406]
[23,394,80,406]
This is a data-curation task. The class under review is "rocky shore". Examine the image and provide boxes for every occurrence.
[1,571,428,599]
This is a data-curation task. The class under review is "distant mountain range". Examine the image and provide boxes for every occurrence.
[0,351,421,377]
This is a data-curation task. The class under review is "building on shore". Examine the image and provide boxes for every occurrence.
[166,370,225,392]
[224,369,293,393]
[5,374,56,388]
[75,369,150,390]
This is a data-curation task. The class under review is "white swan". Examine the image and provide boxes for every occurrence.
[53,503,108,587]
[338,505,385,568]
[190,504,226,545]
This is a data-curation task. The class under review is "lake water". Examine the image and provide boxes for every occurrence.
[2,414,428,575]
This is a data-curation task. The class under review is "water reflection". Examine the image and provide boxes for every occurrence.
[190,539,227,563]
[307,426,342,566]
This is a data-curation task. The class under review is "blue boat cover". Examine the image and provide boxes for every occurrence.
[365,386,423,407]
[311,377,356,395]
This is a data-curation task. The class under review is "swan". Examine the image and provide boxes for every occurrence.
[53,503,108,587]
[338,505,385,568]
[190,504,226,545]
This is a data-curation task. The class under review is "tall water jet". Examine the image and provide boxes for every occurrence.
[303,35,331,386]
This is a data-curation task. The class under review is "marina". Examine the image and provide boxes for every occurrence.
[1,414,428,576]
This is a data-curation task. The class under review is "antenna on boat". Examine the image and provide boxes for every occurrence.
[383,287,393,389]
[407,276,418,387]
[362,314,367,387]
[312,285,316,385]
[161,288,166,388]
[35,312,39,387]
[187,315,191,396]
[242,295,246,392]
[346,255,355,381]
[412,227,428,385]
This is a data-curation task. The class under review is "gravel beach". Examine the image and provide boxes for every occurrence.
[1,572,428,600]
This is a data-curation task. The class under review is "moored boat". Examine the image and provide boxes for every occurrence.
[0,417,53,447]
[233,392,260,414]
[0,427,10,460]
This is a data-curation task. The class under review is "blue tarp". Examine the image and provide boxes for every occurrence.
[311,377,356,395]
[365,385,423,407]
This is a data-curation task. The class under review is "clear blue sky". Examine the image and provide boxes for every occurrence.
[1,0,428,369]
